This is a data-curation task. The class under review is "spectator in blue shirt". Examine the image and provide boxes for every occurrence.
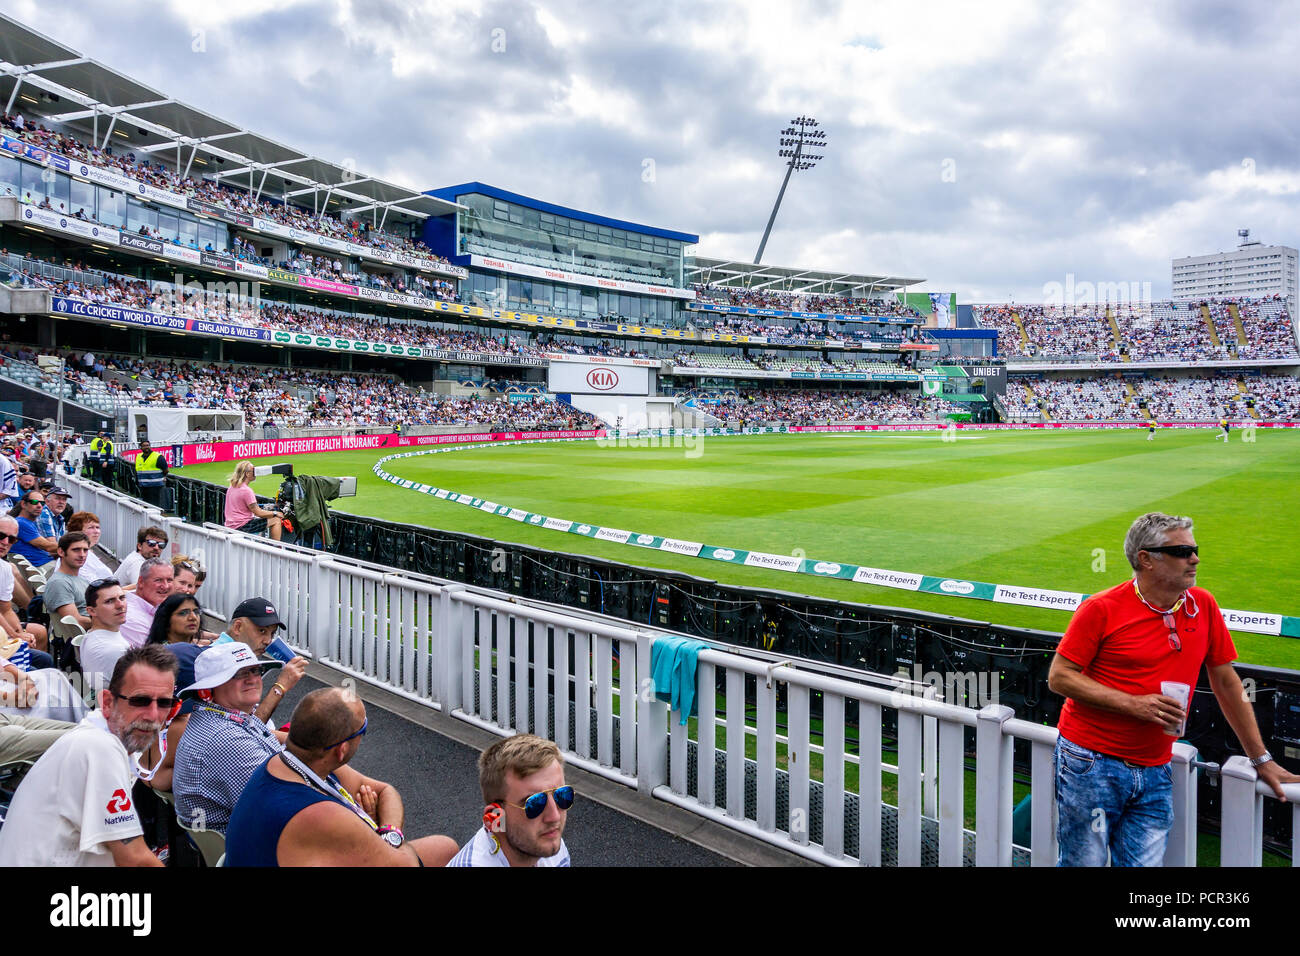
[12,492,55,567]
[36,486,69,541]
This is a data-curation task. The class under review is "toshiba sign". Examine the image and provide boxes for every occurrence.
[586,368,620,391]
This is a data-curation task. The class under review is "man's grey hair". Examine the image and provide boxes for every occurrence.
[1124,512,1194,570]
[139,556,174,582]
[0,515,16,531]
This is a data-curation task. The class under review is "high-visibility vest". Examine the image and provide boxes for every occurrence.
[135,451,166,487]
[89,437,113,463]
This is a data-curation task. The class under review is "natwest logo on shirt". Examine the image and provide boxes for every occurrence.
[106,789,132,813]
[586,368,619,391]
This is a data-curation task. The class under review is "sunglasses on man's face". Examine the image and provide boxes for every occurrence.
[1144,545,1199,559]
[144,539,165,548]
[114,692,180,710]
[508,785,575,819]
[0,533,16,544]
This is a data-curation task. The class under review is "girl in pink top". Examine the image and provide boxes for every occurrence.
[224,461,284,540]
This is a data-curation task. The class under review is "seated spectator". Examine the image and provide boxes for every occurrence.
[80,578,131,695]
[116,526,168,589]
[119,557,174,648]
[38,485,71,541]
[136,592,207,793]
[225,687,458,866]
[214,597,306,724]
[0,645,176,866]
[172,642,286,834]
[170,555,202,595]
[0,514,48,657]
[447,734,573,867]
[67,511,115,582]
[0,653,75,762]
[11,490,55,567]
[42,531,93,631]
[224,461,284,540]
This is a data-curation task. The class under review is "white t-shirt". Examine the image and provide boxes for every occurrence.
[0,560,12,603]
[116,551,146,588]
[0,711,143,866]
[80,628,131,694]
[78,551,115,584]
[445,825,570,867]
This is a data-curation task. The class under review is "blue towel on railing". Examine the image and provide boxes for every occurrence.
[651,635,708,725]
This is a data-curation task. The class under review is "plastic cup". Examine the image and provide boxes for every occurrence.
[1161,681,1191,737]
[264,636,297,663]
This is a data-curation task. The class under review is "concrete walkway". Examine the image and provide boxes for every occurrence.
[290,662,815,867]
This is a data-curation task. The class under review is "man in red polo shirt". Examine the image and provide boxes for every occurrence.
[1048,512,1297,866]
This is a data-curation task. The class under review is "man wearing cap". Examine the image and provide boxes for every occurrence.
[172,642,287,835]
[214,597,307,724]
[37,485,71,541]
[225,687,458,866]
[0,645,175,866]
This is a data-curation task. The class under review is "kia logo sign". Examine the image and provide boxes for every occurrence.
[586,369,620,391]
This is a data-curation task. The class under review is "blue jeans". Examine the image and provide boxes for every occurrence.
[1054,735,1173,867]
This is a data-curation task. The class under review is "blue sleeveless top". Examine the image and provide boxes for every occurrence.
[224,758,345,867]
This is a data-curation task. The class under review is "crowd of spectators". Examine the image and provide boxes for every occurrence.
[1012,372,1300,421]
[692,284,922,319]
[975,298,1298,363]
[691,388,965,423]
[1,112,451,267]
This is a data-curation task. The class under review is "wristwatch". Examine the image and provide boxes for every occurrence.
[1249,751,1274,768]
[377,826,404,848]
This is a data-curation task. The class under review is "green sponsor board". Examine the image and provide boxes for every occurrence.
[373,343,388,353]
[406,346,421,356]
[294,334,312,345]
[315,336,332,347]
[354,342,370,352]
[918,576,997,601]
[335,339,351,349]
[273,331,291,343]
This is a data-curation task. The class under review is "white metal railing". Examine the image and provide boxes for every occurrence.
[62,470,1300,867]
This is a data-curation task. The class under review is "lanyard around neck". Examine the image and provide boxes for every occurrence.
[278,749,378,830]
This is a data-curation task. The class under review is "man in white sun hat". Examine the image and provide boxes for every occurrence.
[172,642,286,835]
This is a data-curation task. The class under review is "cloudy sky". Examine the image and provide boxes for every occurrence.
[4,0,1298,301]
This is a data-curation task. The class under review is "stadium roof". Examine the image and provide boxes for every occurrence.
[426,182,699,244]
[685,257,924,296]
[0,14,462,226]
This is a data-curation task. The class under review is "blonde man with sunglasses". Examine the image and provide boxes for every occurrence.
[1048,512,1299,866]
[447,733,572,867]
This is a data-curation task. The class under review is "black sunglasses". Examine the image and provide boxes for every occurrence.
[0,532,16,544]
[1144,545,1199,559]
[114,692,180,709]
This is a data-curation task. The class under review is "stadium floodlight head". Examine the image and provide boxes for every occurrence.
[754,114,829,264]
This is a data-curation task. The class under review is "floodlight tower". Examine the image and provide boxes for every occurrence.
[753,116,827,265]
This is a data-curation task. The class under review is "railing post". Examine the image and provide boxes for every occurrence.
[1164,742,1198,867]
[975,703,1015,867]
[1220,755,1263,866]
[437,585,466,713]
[635,632,667,796]
[308,555,331,661]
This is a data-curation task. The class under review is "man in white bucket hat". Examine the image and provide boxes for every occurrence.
[172,642,286,835]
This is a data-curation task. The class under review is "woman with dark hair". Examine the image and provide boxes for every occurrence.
[137,592,205,799]
[145,592,203,646]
